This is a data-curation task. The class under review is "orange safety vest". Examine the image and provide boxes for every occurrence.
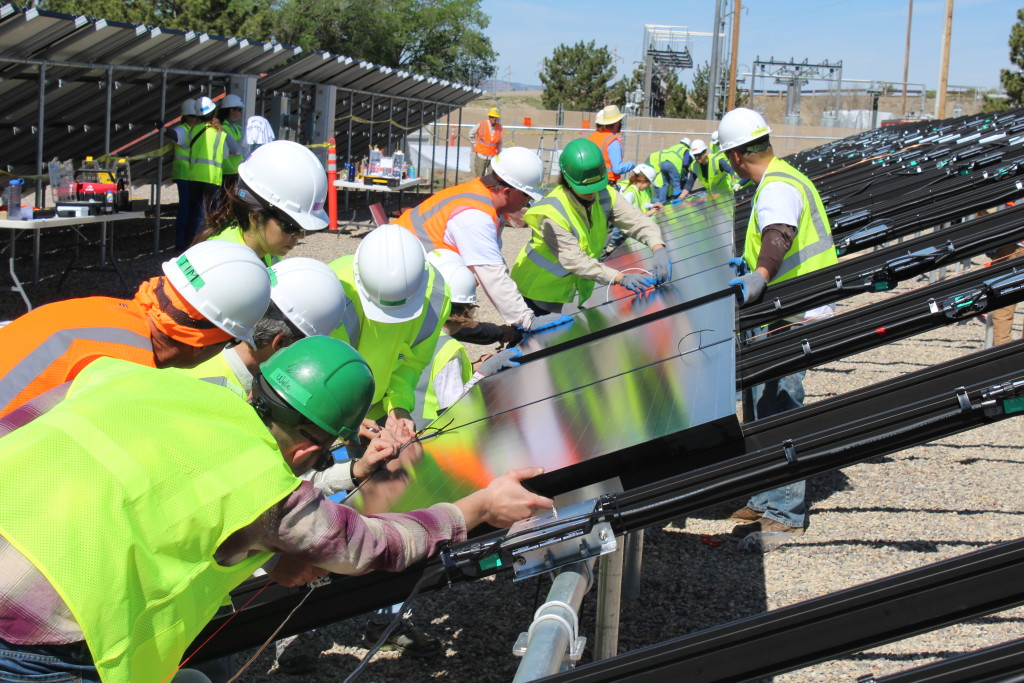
[588,130,623,183]
[0,297,156,417]
[394,176,500,254]
[473,119,503,157]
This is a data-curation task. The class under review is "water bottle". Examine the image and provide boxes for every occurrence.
[105,189,115,213]
[6,178,23,220]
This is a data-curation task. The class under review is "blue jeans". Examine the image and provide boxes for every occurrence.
[0,636,99,682]
[747,370,807,528]
[656,161,681,204]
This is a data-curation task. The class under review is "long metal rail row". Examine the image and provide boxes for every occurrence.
[192,109,1024,680]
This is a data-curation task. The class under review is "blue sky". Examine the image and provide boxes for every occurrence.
[480,0,1020,91]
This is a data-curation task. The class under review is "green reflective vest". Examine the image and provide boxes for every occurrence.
[172,123,191,181]
[690,152,732,194]
[649,143,689,188]
[188,123,227,185]
[329,256,451,417]
[209,223,277,266]
[411,333,472,430]
[511,184,616,306]
[0,358,298,683]
[743,156,838,285]
[222,121,244,176]
[179,348,250,397]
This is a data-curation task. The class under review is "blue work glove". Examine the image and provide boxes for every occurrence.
[520,312,573,333]
[730,271,767,306]
[476,348,522,377]
[651,248,672,284]
[618,272,657,296]
[727,256,749,276]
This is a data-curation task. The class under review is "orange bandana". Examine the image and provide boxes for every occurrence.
[133,276,233,347]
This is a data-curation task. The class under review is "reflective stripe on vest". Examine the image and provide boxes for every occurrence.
[0,358,298,682]
[512,186,615,304]
[413,271,449,347]
[0,326,152,416]
[474,120,502,156]
[172,123,191,180]
[411,333,472,430]
[396,178,498,253]
[222,121,244,175]
[188,125,227,184]
[744,157,837,284]
[589,130,622,183]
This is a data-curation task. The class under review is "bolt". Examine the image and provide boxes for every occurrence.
[598,529,609,541]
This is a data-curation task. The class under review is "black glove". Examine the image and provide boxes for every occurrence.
[476,348,522,377]
[651,248,672,283]
[730,271,767,306]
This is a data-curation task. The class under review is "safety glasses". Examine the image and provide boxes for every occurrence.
[299,428,338,472]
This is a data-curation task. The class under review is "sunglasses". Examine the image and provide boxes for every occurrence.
[299,428,338,472]
[268,209,305,236]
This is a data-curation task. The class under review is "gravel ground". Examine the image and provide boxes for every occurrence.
[5,207,1024,682]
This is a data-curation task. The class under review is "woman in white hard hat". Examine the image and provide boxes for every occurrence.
[618,163,663,216]
[218,93,246,195]
[193,140,330,266]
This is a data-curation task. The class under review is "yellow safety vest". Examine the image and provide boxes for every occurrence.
[511,184,616,305]
[178,349,249,396]
[188,123,227,185]
[0,358,298,683]
[690,152,732,194]
[618,181,654,209]
[649,143,689,189]
[743,156,838,284]
[209,223,277,266]
[222,121,243,176]
[329,256,451,416]
[172,123,191,181]
[411,334,472,430]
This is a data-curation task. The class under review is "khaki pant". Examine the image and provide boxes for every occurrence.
[991,243,1024,345]
[473,154,492,178]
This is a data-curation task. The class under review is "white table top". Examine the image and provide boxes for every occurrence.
[0,211,145,230]
[333,177,422,192]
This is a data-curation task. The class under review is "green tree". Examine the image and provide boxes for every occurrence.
[539,40,616,111]
[997,7,1024,109]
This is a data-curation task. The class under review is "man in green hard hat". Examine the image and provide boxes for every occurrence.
[510,138,672,313]
[0,335,552,683]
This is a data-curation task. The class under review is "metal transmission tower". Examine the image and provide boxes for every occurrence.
[641,25,703,117]
[750,57,842,125]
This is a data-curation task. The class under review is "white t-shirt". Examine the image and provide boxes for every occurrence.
[443,208,503,266]
[755,181,803,232]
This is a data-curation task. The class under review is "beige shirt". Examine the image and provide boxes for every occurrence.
[540,188,666,285]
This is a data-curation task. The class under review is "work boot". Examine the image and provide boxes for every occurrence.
[726,506,763,523]
[362,619,442,658]
[731,517,804,538]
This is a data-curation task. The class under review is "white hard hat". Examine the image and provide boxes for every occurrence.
[238,140,329,232]
[490,146,544,201]
[354,224,429,323]
[161,241,271,345]
[717,108,772,152]
[196,96,216,117]
[180,99,198,117]
[679,137,691,147]
[269,257,346,337]
[633,163,656,183]
[221,93,244,109]
[710,130,719,144]
[426,249,477,304]
[690,139,709,155]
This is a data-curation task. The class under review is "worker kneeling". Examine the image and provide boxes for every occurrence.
[0,335,552,683]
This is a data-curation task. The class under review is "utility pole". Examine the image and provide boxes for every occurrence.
[727,0,742,111]
[506,66,512,92]
[901,0,913,117]
[706,0,725,119]
[935,0,954,118]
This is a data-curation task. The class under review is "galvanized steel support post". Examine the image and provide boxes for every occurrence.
[513,560,594,682]
[594,545,624,660]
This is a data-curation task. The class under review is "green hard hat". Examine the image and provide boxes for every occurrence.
[559,139,608,194]
[257,335,375,439]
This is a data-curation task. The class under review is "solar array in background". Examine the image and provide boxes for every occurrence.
[357,190,740,513]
